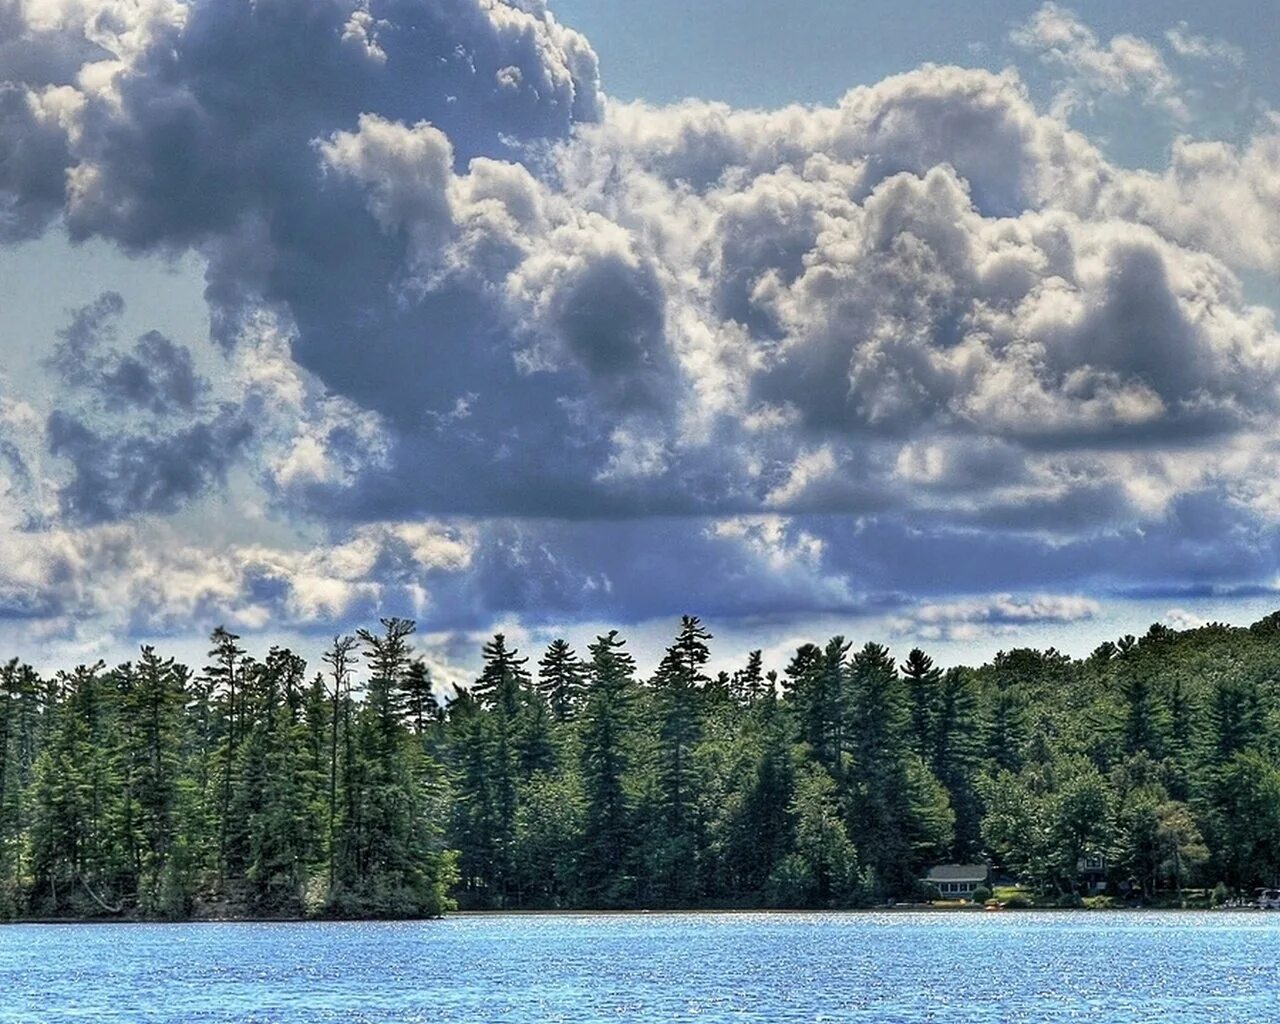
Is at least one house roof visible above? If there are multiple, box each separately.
[925,864,989,883]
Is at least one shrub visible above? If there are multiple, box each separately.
[1003,892,1034,909]
[1212,881,1230,907]
[971,885,992,903]
[764,854,816,908]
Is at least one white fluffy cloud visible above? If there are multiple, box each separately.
[1011,3,1187,120]
[889,593,1101,642]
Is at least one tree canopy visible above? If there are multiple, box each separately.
[1,612,1279,918]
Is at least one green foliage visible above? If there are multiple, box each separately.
[3,609,1280,918]
[791,764,860,904]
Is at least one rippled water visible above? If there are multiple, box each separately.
[2,911,1278,1022]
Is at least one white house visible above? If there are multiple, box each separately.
[924,863,991,899]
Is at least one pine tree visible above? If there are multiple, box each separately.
[728,692,796,892]
[847,642,917,894]
[537,639,585,723]
[987,651,1028,773]
[1118,664,1166,759]
[473,634,530,718]
[651,615,712,901]
[737,650,766,705]
[321,634,358,894]
[401,659,441,737]
[206,626,245,889]
[579,630,638,905]
[452,634,531,906]
[901,648,942,760]
[932,667,983,858]
[120,647,190,916]
[784,639,848,775]
[356,617,416,741]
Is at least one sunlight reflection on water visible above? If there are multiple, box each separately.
[1,911,1278,1023]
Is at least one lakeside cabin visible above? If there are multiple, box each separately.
[924,864,991,900]
[1077,852,1108,894]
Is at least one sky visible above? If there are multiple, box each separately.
[0,0,1278,683]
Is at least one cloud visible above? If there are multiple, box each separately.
[1098,128,1280,273]
[1011,3,1187,120]
[888,592,1100,641]
[0,514,476,633]
[0,1,1279,652]
[39,293,251,523]
[98,330,202,413]
[47,293,203,413]
[1164,24,1244,68]
[1163,607,1206,630]
[45,406,249,522]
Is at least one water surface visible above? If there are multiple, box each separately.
[1,911,1277,1022]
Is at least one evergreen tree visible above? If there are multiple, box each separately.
[206,626,246,889]
[987,650,1030,773]
[579,630,638,905]
[321,634,358,894]
[120,648,190,916]
[932,667,984,858]
[1118,663,1166,760]
[537,639,585,723]
[650,615,712,902]
[846,642,918,894]
[733,649,766,705]
[402,659,441,737]
[901,648,942,759]
[784,639,847,775]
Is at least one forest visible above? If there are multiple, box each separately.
[1,612,1278,919]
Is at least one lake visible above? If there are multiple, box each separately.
[1,911,1277,1022]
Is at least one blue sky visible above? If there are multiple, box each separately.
[554,1,1274,109]
[0,0,1278,681]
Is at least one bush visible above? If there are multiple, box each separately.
[1055,891,1084,909]
[971,885,992,903]
[764,854,816,908]
[1212,881,1230,907]
[918,881,942,902]
[1003,892,1034,909]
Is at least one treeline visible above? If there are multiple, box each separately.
[1,613,1279,918]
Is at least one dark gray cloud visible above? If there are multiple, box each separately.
[48,293,203,414]
[46,290,125,385]
[100,330,202,413]
[46,406,250,523]
[41,293,246,523]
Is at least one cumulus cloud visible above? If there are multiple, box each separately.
[0,0,1279,655]
[0,515,476,633]
[1099,127,1280,272]
[1011,3,1187,120]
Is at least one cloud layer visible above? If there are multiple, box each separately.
[1,0,1278,668]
